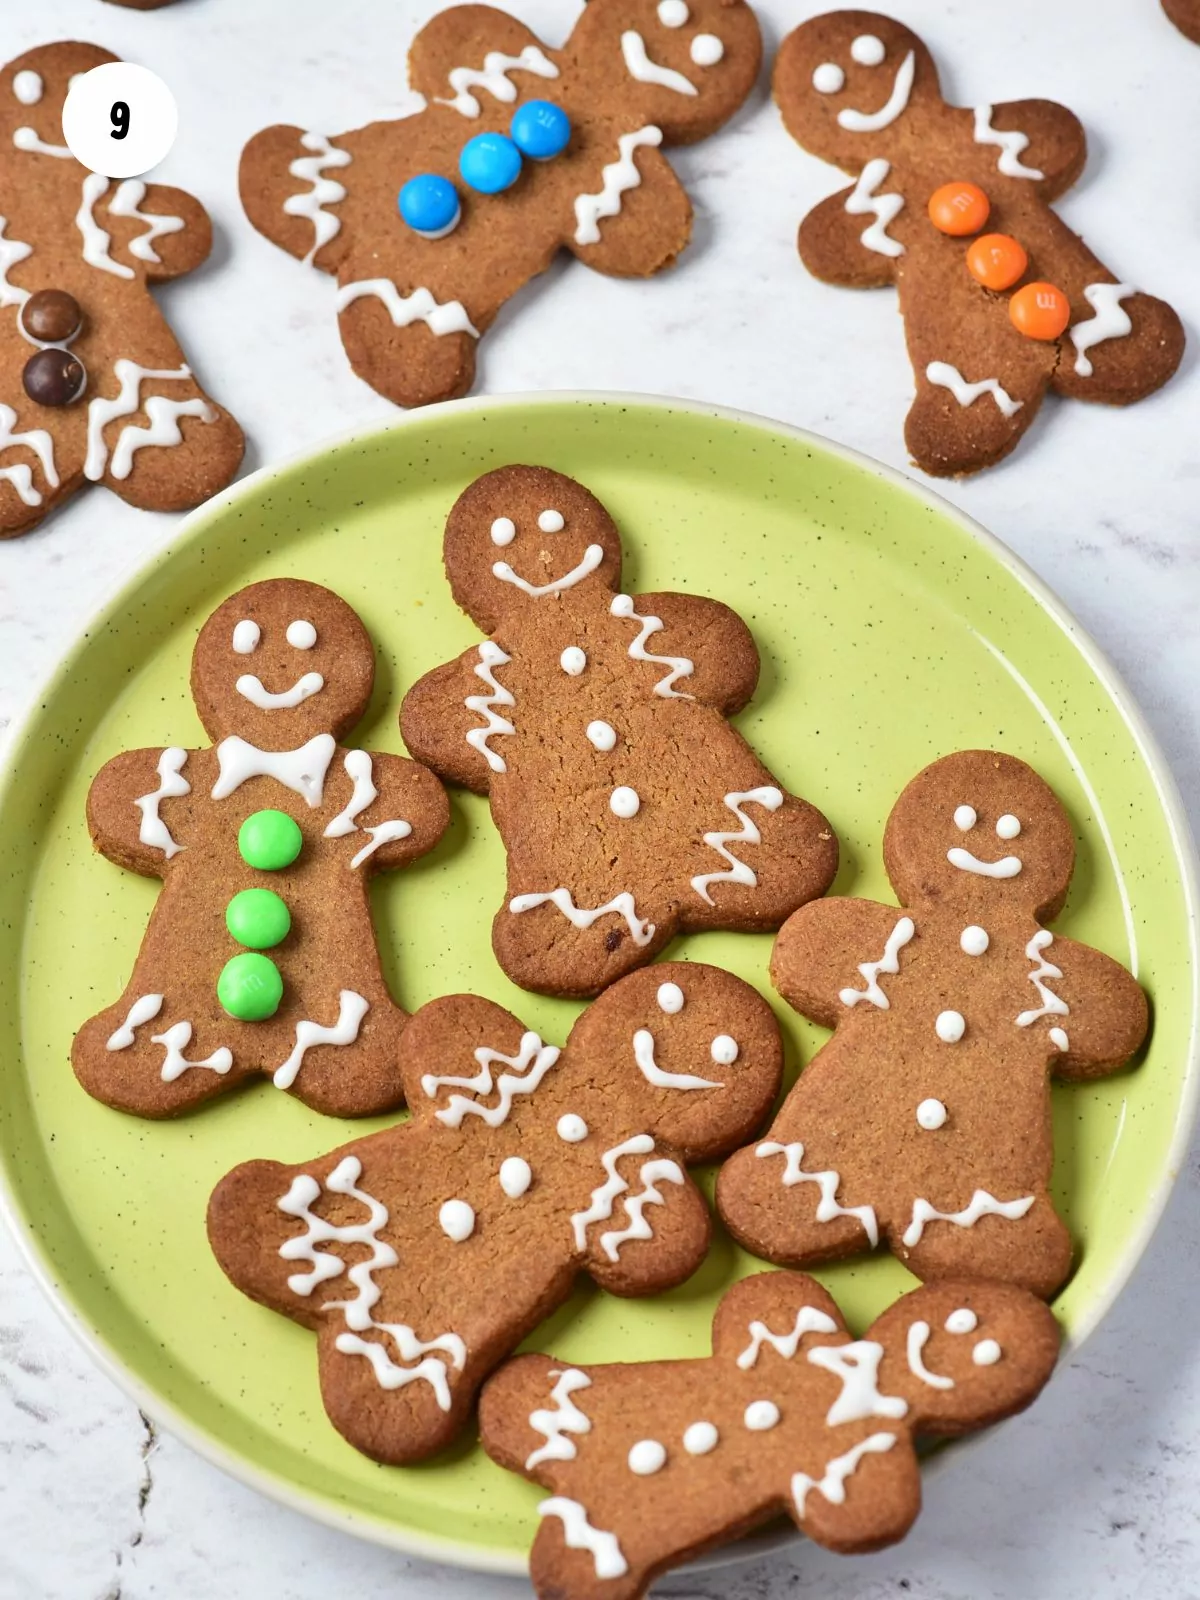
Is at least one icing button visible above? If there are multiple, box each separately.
[22,348,85,407]
[459,132,523,195]
[610,785,640,818]
[398,173,461,239]
[935,1010,965,1044]
[510,100,571,161]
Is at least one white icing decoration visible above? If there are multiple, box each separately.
[954,805,977,831]
[996,813,1021,839]
[947,845,1022,878]
[557,1113,588,1142]
[620,31,697,96]
[1016,930,1069,1028]
[13,127,73,158]
[916,1097,947,1130]
[586,720,617,751]
[152,1020,233,1082]
[538,508,564,532]
[628,1439,666,1474]
[537,1499,627,1581]
[560,646,587,676]
[710,1034,738,1065]
[926,361,1024,420]
[490,516,515,546]
[336,278,479,339]
[906,1320,954,1390]
[13,71,43,106]
[656,981,684,1014]
[851,34,886,66]
[683,1421,718,1454]
[657,0,689,25]
[632,1026,720,1091]
[961,925,989,956]
[973,1338,1002,1366]
[973,105,1045,179]
[838,50,914,131]
[792,1434,897,1516]
[844,159,904,258]
[493,544,604,597]
[570,1134,684,1259]
[839,915,915,1009]
[736,1306,839,1369]
[272,991,370,1090]
[0,218,33,308]
[903,1189,1036,1249]
[808,1340,909,1427]
[284,132,351,265]
[691,787,784,904]
[527,1369,592,1468]
[85,361,214,483]
[935,1009,965,1044]
[324,750,377,838]
[743,1400,780,1431]
[211,733,336,807]
[573,125,664,246]
[134,747,190,859]
[499,1156,532,1199]
[232,620,260,655]
[812,63,845,94]
[465,640,515,774]
[105,994,164,1051]
[756,1141,879,1248]
[423,1032,561,1129]
[509,888,656,947]
[690,34,724,66]
[437,47,559,118]
[609,593,694,696]
[1049,1025,1069,1052]
[236,671,324,710]
[287,619,318,649]
[610,785,640,818]
[946,1308,977,1334]
[278,1156,465,1408]
[108,179,185,263]
[0,403,58,507]
[1070,283,1136,377]
[0,465,40,506]
[350,818,413,868]
[439,1198,476,1243]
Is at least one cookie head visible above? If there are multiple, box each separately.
[190,579,374,746]
[774,11,938,165]
[4,42,117,144]
[883,751,1075,920]
[442,464,623,633]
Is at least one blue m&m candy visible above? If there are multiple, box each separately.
[398,173,461,239]
[510,100,571,161]
[459,131,522,195]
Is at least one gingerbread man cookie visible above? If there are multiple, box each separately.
[481,1269,1059,1599]
[72,579,449,1119]
[717,751,1148,1299]
[1163,0,1200,41]
[239,0,761,408]
[0,43,243,537]
[400,465,839,998]
[207,963,782,1462]
[774,12,1184,475]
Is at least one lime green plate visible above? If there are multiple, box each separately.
[1,395,1196,1574]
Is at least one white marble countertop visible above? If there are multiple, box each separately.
[2,0,1199,1595]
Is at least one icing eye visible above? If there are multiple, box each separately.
[13,71,43,106]
[586,719,617,751]
[657,0,689,24]
[490,516,516,546]
[560,646,587,676]
[710,1033,739,1065]
[690,33,724,66]
[953,804,977,831]
[657,980,685,1013]
[945,1308,977,1334]
[286,619,317,650]
[973,1338,1002,1366]
[610,785,641,818]
[850,33,886,66]
[916,1097,947,1130]
[812,61,845,94]
[231,619,260,655]
[935,1009,965,1043]
[538,508,565,533]
[960,925,989,956]
[995,813,1021,839]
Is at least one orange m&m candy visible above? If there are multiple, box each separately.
[927,181,990,236]
[1009,281,1070,341]
[966,233,1028,291]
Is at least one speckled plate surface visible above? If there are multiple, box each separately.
[0,394,1196,1574]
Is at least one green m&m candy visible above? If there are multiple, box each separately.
[217,952,283,1021]
[238,808,302,871]
[226,887,291,950]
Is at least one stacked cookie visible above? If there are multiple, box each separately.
[73,465,1147,1599]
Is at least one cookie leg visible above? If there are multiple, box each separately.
[72,996,250,1118]
[793,1432,921,1554]
[336,286,481,409]
[281,996,409,1118]
[1054,287,1184,406]
[315,1322,472,1465]
[895,1191,1072,1300]
[530,1511,648,1600]
[492,890,675,999]
[0,411,82,538]
[716,1143,877,1268]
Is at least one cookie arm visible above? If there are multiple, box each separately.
[798,186,902,290]
[580,1161,712,1299]
[1046,937,1149,1081]
[564,139,693,279]
[769,898,914,1029]
[332,752,450,874]
[239,124,350,275]
[400,647,506,796]
[612,593,759,712]
[976,100,1087,199]
[406,5,552,105]
[85,748,195,877]
[105,183,213,280]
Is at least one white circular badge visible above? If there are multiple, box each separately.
[62,63,178,178]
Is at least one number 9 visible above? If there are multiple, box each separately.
[110,101,130,141]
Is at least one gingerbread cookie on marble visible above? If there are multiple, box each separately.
[0,43,243,537]
[239,0,761,408]
[774,12,1184,475]
[72,579,448,1119]
[1163,0,1200,41]
[400,465,838,998]
[717,751,1148,1299]
[207,963,782,1462]
[481,1270,1059,1599]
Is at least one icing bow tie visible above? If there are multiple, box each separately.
[212,733,337,808]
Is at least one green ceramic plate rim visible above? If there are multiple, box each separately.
[1,391,1197,1578]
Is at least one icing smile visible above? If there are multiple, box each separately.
[235,671,325,710]
[492,543,604,598]
[946,846,1022,878]
[837,50,915,133]
[620,30,698,96]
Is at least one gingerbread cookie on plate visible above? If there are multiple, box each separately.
[717,751,1148,1299]
[0,42,243,536]
[481,1270,1059,1599]
[72,579,448,1119]
[400,465,839,997]
[774,11,1184,475]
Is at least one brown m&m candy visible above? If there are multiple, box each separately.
[19,289,82,345]
[23,348,87,407]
